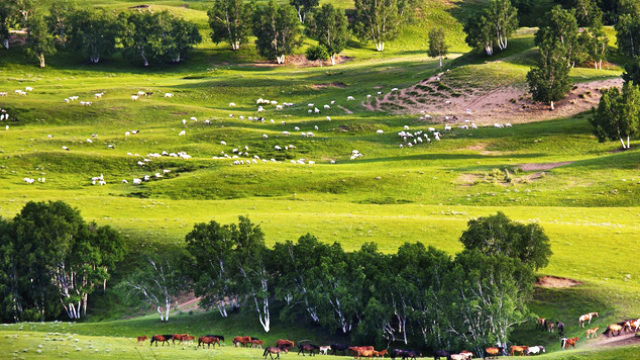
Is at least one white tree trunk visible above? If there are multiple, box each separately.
[276,55,285,64]
[2,39,8,49]
[375,42,385,51]
[141,49,149,67]
[550,101,554,110]
[330,54,336,66]
[157,306,165,321]
[164,298,171,321]
[38,54,45,68]
[485,45,494,56]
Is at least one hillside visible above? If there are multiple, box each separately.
[1,0,640,358]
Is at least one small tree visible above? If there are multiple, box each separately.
[46,0,76,48]
[465,14,495,56]
[459,212,553,271]
[68,8,120,64]
[615,8,640,58]
[253,2,303,64]
[208,0,253,50]
[590,81,640,149]
[464,0,518,56]
[527,28,572,110]
[25,13,55,68]
[306,4,349,65]
[428,27,448,68]
[290,0,319,23]
[306,44,330,62]
[117,255,186,322]
[353,0,400,52]
[165,17,201,63]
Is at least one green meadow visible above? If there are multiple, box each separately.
[1,0,639,358]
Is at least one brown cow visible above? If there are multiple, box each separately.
[137,336,148,345]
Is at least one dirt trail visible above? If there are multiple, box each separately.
[368,71,622,124]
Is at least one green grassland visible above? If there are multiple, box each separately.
[1,0,639,358]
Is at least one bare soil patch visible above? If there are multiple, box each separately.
[247,55,353,68]
[368,71,622,124]
[337,105,354,114]
[535,276,582,288]
[520,162,574,172]
[312,82,347,89]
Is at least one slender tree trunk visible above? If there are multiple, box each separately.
[38,54,45,68]
[439,55,443,68]
[375,42,385,51]
[141,48,149,67]
[330,54,336,66]
[550,101,554,110]
[2,39,8,49]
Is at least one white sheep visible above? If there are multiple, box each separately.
[471,123,478,129]
[377,130,384,134]
[326,116,331,121]
[221,141,227,145]
[324,105,330,109]
[347,96,355,100]
[229,102,236,107]
[164,93,173,98]
[505,123,512,127]
[444,125,452,131]
[283,131,290,136]
[263,134,269,139]
[178,130,186,136]
[137,91,146,96]
[131,95,139,101]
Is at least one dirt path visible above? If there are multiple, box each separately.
[337,105,354,114]
[369,71,622,124]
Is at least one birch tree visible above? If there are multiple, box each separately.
[290,0,319,24]
[590,81,640,150]
[306,4,348,65]
[25,13,55,68]
[428,27,448,68]
[117,255,186,322]
[208,0,253,50]
[488,0,518,51]
[46,0,76,48]
[253,2,303,64]
[68,8,120,64]
[464,0,517,55]
[353,0,400,52]
[232,216,272,332]
[185,220,238,318]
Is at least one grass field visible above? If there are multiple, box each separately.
[1,0,639,358]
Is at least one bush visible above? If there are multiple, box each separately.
[306,45,330,61]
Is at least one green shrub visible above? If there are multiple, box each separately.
[306,45,330,61]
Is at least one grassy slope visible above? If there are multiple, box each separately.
[1,0,639,358]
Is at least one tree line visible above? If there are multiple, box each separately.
[0,201,125,322]
[119,213,551,355]
[0,0,424,67]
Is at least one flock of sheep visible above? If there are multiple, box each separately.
[2,84,517,187]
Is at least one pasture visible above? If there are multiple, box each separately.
[1,0,640,358]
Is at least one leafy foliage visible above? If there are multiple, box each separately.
[208,0,254,51]
[67,8,121,64]
[464,0,518,56]
[25,12,55,67]
[590,81,640,149]
[353,0,400,52]
[290,0,319,23]
[305,44,330,61]
[252,2,303,64]
[427,27,448,68]
[306,4,348,65]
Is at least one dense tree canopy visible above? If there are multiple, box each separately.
[590,81,640,149]
[353,0,400,52]
[0,201,125,322]
[306,4,348,65]
[252,2,303,64]
[67,8,120,64]
[428,27,448,68]
[465,0,518,56]
[25,12,55,67]
[208,0,254,50]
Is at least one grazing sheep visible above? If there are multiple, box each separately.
[25,87,34,91]
[505,123,512,127]
[133,178,142,185]
[137,91,146,96]
[471,123,478,129]
[137,161,145,166]
[324,105,330,109]
[221,141,227,145]
[404,125,410,130]
[274,145,282,150]
[308,103,314,107]
[229,102,236,107]
[294,126,300,131]
[0,92,7,97]
[391,88,398,91]
[62,146,69,151]
[86,139,93,143]
[347,96,355,100]
[283,131,290,136]
[122,179,128,184]
[326,116,331,121]
[314,125,319,130]
[308,109,312,114]
[131,95,139,100]
[94,92,104,98]
[444,125,452,131]
[263,134,268,139]
[377,130,384,134]
[494,123,504,128]
[164,93,173,98]
[276,105,283,110]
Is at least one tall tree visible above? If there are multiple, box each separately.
[585,19,608,69]
[623,59,640,85]
[353,0,400,52]
[428,27,448,68]
[233,216,272,332]
[440,250,532,356]
[544,6,580,67]
[25,13,55,67]
[185,220,239,317]
[117,255,186,322]
[290,0,319,24]
[165,17,201,63]
[207,0,253,50]
[464,0,518,55]
[615,13,640,58]
[252,2,303,64]
[459,212,553,271]
[306,4,349,66]
[527,26,573,110]
[46,0,76,48]
[0,0,27,50]
[465,14,496,56]
[68,8,120,64]
[590,81,640,149]
[572,0,603,27]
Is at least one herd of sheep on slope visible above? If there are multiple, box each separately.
[1,85,516,186]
